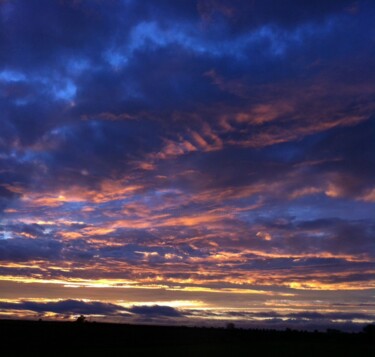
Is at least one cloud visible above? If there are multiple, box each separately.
[0,299,372,331]
[128,305,183,317]
[0,299,183,319]
[0,237,62,262]
[0,185,19,213]
[0,299,120,315]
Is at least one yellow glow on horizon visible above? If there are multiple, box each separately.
[288,281,375,291]
[116,300,206,309]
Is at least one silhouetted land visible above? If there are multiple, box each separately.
[0,319,374,356]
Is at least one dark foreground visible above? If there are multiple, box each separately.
[0,320,374,357]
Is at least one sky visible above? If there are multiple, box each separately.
[0,0,374,331]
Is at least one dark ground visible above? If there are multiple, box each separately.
[0,319,374,356]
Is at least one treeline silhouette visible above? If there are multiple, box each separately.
[0,319,373,356]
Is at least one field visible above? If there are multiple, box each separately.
[0,320,374,356]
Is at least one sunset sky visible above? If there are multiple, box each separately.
[0,0,374,331]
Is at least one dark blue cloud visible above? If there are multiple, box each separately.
[128,305,183,317]
[0,299,120,315]
[0,237,62,261]
[197,0,359,32]
[0,186,18,212]
[0,299,183,318]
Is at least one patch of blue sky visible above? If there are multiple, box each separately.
[52,79,76,101]
[124,21,208,56]
[50,125,73,139]
[9,148,50,166]
[43,227,53,235]
[12,98,31,106]
[66,57,91,75]
[1,231,13,240]
[129,21,175,50]
[153,188,182,197]
[94,200,129,217]
[0,70,26,82]
[283,196,375,222]
[109,21,246,62]
[229,18,337,59]
[104,50,129,70]
[0,68,77,103]
[87,120,109,142]
[119,17,338,61]
[60,202,87,212]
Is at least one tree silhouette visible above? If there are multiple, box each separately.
[75,315,86,323]
[226,322,235,330]
[363,324,375,337]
